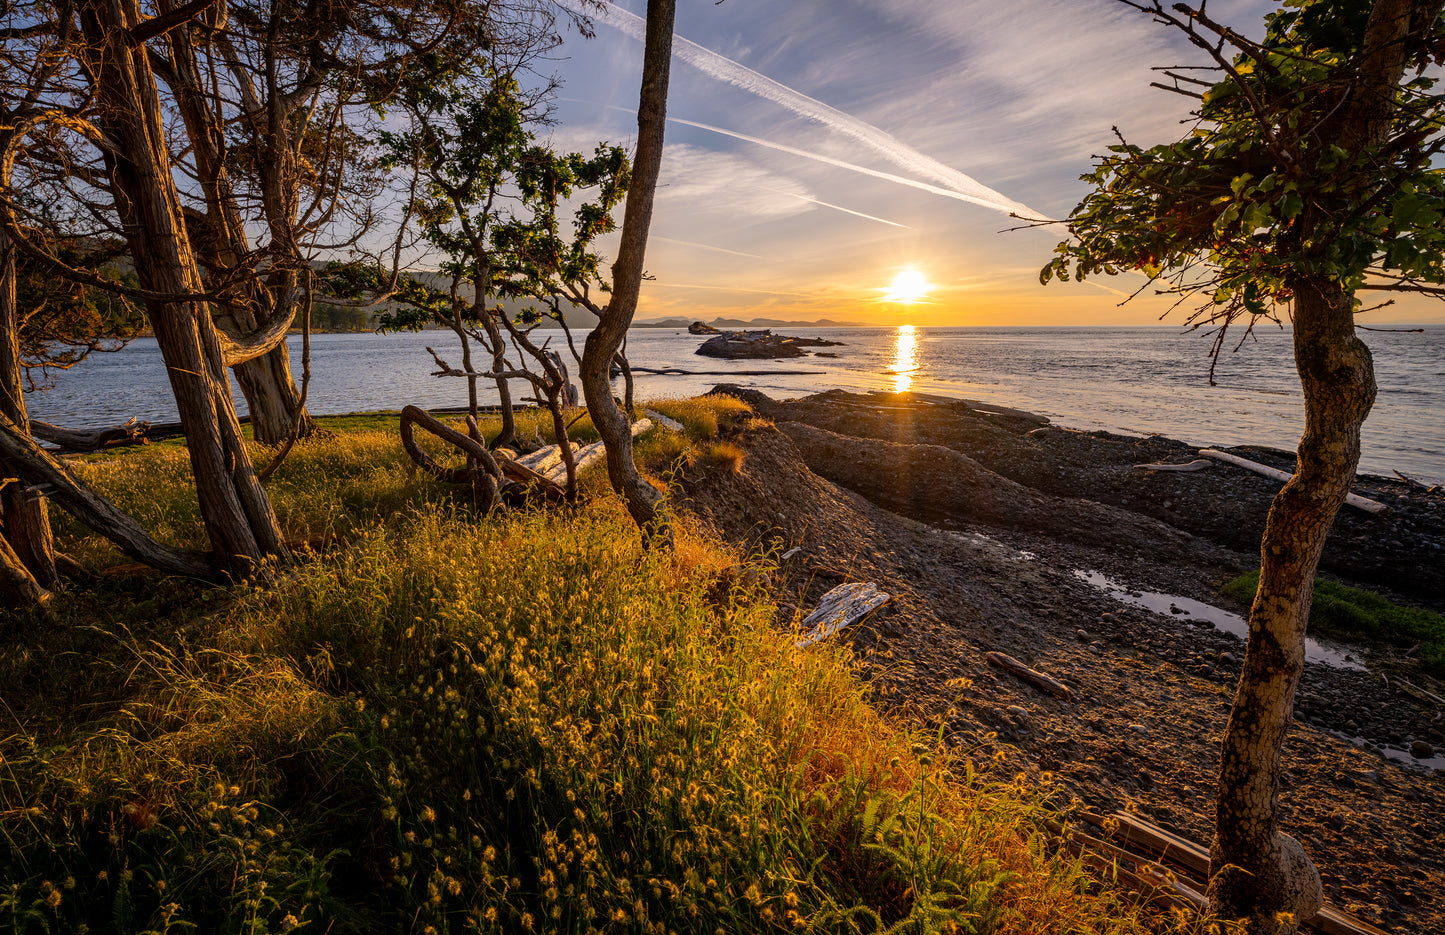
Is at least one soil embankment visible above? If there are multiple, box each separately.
[677,387,1445,933]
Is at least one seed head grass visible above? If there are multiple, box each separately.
[3,401,1190,934]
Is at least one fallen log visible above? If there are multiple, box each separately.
[642,409,684,432]
[1077,811,1390,935]
[398,405,502,511]
[1197,449,1388,514]
[1133,459,1213,472]
[538,419,652,486]
[984,651,1074,701]
[628,366,827,376]
[795,582,890,648]
[30,417,151,452]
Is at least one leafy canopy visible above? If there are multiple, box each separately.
[1043,0,1445,323]
[365,70,629,332]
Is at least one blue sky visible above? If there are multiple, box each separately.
[536,0,1443,326]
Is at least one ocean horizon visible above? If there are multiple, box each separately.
[25,323,1445,485]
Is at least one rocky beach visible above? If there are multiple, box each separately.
[676,386,1445,932]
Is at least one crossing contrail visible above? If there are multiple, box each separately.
[651,236,763,259]
[567,0,1041,219]
[759,186,910,229]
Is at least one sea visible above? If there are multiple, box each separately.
[24,324,1445,485]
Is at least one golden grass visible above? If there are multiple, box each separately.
[0,408,1191,935]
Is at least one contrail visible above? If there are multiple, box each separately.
[760,186,910,229]
[566,0,1040,219]
[651,236,763,259]
[671,116,1020,216]
[647,282,812,298]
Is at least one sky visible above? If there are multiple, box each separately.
[533,0,1445,327]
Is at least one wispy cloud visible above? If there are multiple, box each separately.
[564,0,1039,219]
[651,236,763,259]
[669,116,1055,222]
[647,282,812,297]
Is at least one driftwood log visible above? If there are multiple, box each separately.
[534,420,653,486]
[1197,449,1388,514]
[30,418,152,452]
[1074,811,1389,935]
[795,582,890,648]
[984,651,1074,701]
[642,409,684,433]
[1133,459,1213,472]
[399,405,504,510]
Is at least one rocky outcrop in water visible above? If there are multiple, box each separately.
[695,329,843,359]
[688,321,721,335]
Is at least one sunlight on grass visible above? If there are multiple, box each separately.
[2,409,1188,934]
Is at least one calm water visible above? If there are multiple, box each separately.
[25,324,1445,484]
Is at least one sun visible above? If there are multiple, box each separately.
[883,267,931,304]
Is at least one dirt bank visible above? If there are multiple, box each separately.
[677,389,1445,933]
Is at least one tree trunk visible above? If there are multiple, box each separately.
[579,0,674,539]
[166,27,314,449]
[1206,277,1375,931]
[0,223,55,607]
[78,0,288,578]
[232,339,316,445]
[1205,3,1430,929]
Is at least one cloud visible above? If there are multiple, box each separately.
[561,0,1039,218]
[652,143,812,224]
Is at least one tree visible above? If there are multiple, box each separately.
[0,0,566,591]
[0,224,145,608]
[1044,1,1445,930]
[575,0,675,540]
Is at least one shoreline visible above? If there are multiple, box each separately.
[678,386,1445,931]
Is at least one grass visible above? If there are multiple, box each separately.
[3,400,1189,934]
[1220,570,1445,674]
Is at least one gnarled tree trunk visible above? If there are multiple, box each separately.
[579,0,673,539]
[1204,2,1436,930]
[1206,277,1374,929]
[0,222,55,609]
[77,0,288,577]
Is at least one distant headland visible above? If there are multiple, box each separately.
[633,316,867,329]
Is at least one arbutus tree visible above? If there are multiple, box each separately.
[1043,0,1445,930]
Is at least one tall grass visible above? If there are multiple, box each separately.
[2,405,1180,934]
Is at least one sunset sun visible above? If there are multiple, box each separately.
[883,267,931,304]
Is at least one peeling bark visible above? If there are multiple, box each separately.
[75,0,289,577]
[579,0,674,541]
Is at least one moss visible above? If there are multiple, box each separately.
[1220,570,1445,673]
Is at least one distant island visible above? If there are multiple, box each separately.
[634,316,866,329]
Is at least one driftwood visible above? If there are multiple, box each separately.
[795,582,890,648]
[984,651,1074,701]
[0,412,220,580]
[628,366,827,376]
[536,420,653,486]
[30,417,152,452]
[642,409,684,433]
[398,405,502,510]
[1075,811,1389,935]
[1133,458,1213,472]
[1197,449,1388,514]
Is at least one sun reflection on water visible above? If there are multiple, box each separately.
[892,325,918,393]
